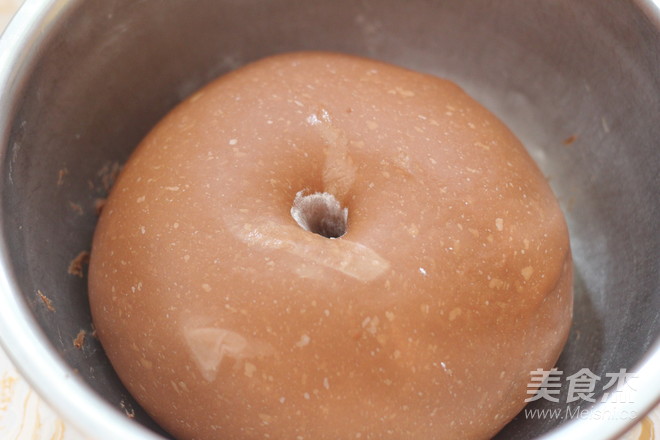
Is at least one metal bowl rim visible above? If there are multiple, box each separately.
[0,1,658,439]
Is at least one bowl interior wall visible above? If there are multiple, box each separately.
[2,0,659,438]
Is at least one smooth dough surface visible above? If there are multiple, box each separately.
[89,52,572,440]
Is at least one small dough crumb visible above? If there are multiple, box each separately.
[68,251,90,278]
[37,289,55,312]
[68,201,84,215]
[120,399,136,419]
[57,168,69,186]
[73,330,86,349]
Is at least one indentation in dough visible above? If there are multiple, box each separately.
[228,219,390,282]
[307,109,357,200]
[184,327,274,382]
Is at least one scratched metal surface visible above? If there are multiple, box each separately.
[0,9,82,440]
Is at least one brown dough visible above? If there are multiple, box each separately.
[89,52,572,440]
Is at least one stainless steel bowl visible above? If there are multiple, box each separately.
[1,0,658,439]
